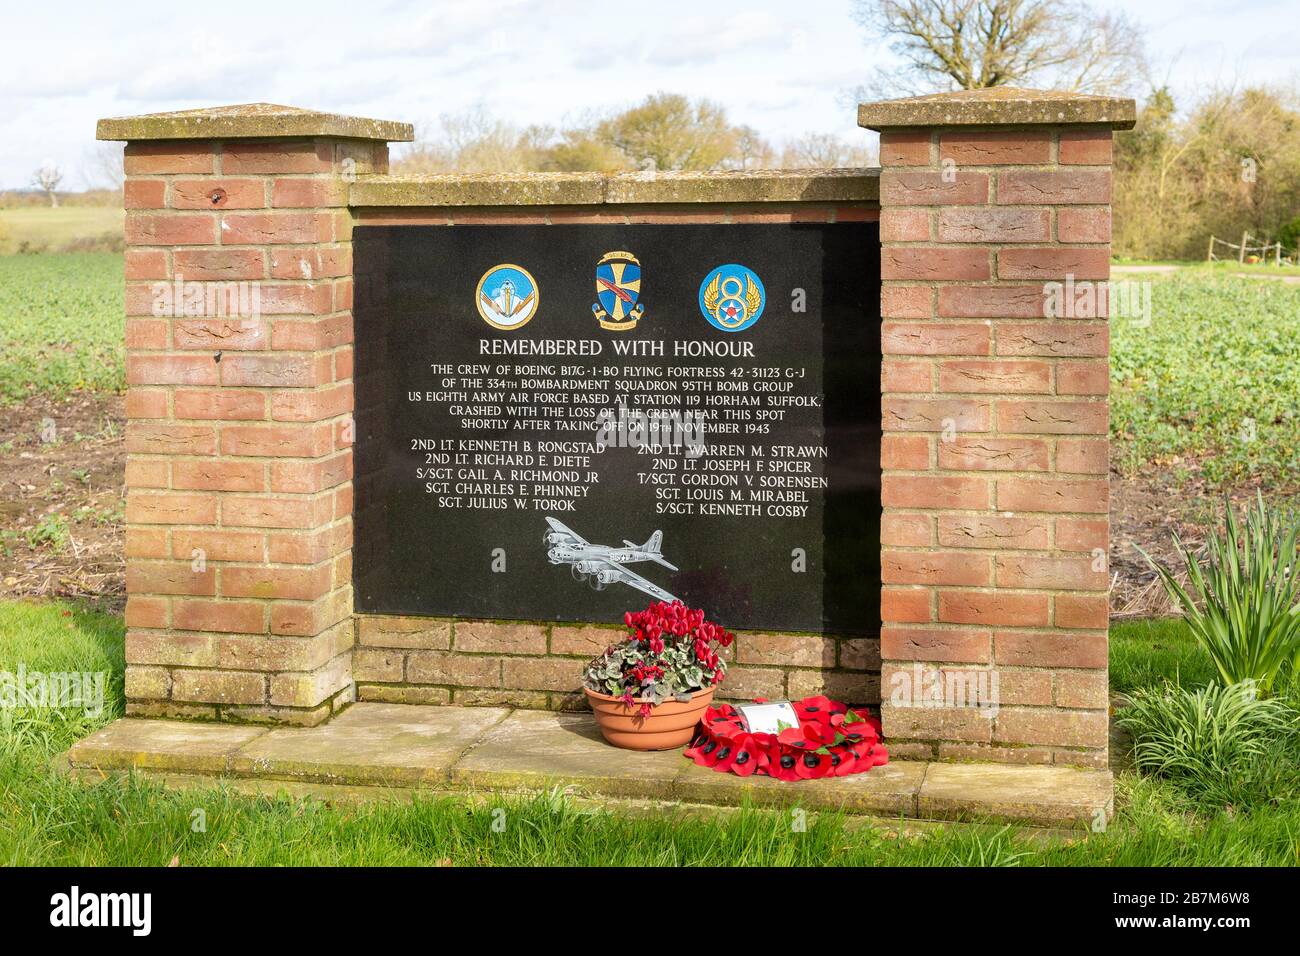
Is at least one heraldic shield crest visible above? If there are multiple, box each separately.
[592,250,645,330]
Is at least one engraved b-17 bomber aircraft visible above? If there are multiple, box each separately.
[543,517,680,603]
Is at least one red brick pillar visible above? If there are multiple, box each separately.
[860,90,1135,767]
[99,106,411,725]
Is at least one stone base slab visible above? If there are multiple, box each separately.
[64,703,1113,829]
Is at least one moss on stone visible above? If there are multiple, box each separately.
[97,103,413,142]
[858,87,1136,131]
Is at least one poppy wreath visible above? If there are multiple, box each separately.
[684,695,888,780]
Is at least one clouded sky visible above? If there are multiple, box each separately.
[1,0,1295,189]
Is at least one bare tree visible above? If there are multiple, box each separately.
[33,165,64,207]
[854,0,1146,96]
[782,132,878,168]
[82,143,125,192]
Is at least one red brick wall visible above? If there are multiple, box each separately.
[877,126,1111,768]
[122,137,387,726]
[350,203,883,712]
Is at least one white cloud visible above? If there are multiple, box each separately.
[0,0,1291,188]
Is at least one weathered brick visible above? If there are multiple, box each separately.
[883,397,991,432]
[126,561,215,596]
[938,590,1049,627]
[1056,438,1109,474]
[126,213,216,246]
[881,513,932,547]
[998,246,1110,280]
[881,474,991,509]
[1056,360,1109,395]
[737,633,835,668]
[937,514,1050,550]
[878,130,932,165]
[882,359,932,393]
[996,322,1108,357]
[172,669,265,704]
[995,554,1108,590]
[881,587,933,622]
[124,142,215,175]
[882,171,988,205]
[882,551,991,587]
[938,359,1050,393]
[879,208,930,241]
[173,248,265,281]
[997,169,1110,204]
[407,650,502,687]
[174,388,267,421]
[998,400,1107,434]
[453,621,547,655]
[358,615,453,650]
[221,140,333,174]
[996,476,1108,513]
[172,529,265,563]
[1055,593,1109,629]
[994,707,1107,748]
[1058,129,1112,165]
[880,434,931,470]
[1057,207,1111,243]
[940,130,1051,164]
[172,599,265,634]
[502,657,580,692]
[882,322,989,356]
[171,178,265,210]
[880,286,933,319]
[937,207,1050,243]
[126,491,216,525]
[938,437,1050,471]
[882,246,990,280]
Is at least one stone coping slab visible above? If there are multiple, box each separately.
[97,103,414,142]
[65,703,1112,829]
[858,87,1136,130]
[349,169,880,208]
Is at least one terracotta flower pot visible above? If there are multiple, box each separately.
[584,686,715,751]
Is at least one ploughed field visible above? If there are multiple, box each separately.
[0,253,1298,611]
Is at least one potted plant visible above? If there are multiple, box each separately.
[582,601,734,751]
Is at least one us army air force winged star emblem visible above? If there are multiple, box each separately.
[592,251,645,330]
[699,264,766,332]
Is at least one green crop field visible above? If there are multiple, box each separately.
[0,207,123,254]
[0,253,124,402]
[1110,274,1300,486]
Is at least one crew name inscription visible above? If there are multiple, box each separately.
[353,223,880,632]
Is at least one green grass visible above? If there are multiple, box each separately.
[1111,274,1300,486]
[0,207,123,254]
[1109,618,1220,694]
[0,253,123,403]
[2,600,1298,866]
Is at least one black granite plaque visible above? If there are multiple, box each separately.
[352,222,880,633]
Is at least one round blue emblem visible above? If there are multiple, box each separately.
[698,264,765,332]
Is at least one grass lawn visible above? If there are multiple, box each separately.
[0,207,123,254]
[2,599,1297,866]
